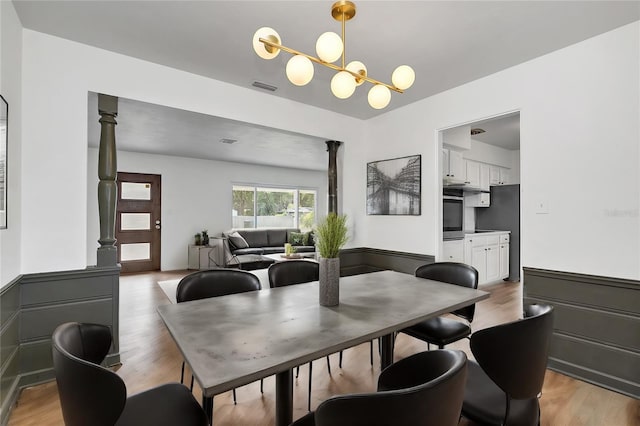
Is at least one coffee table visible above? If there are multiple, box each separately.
[263,252,317,262]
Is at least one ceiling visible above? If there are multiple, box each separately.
[17,1,637,170]
[13,1,640,120]
[470,113,520,151]
[87,93,329,171]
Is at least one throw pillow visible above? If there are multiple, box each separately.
[227,231,249,249]
[288,232,306,246]
[305,231,315,246]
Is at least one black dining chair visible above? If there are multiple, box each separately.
[176,268,262,404]
[268,260,333,411]
[399,262,479,349]
[290,349,468,426]
[461,303,555,425]
[52,322,208,426]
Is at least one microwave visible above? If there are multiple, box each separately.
[443,195,463,232]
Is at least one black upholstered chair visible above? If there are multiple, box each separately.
[290,349,468,426]
[176,268,261,403]
[400,262,479,349]
[461,303,555,426]
[52,322,208,426]
[268,260,332,411]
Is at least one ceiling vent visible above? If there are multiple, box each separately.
[252,81,278,92]
[220,138,237,144]
[470,128,486,135]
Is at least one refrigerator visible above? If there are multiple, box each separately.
[475,184,520,281]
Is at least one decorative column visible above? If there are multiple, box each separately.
[326,140,342,214]
[97,94,118,267]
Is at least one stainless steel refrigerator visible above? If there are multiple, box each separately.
[475,184,520,281]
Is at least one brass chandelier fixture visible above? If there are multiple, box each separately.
[252,1,415,110]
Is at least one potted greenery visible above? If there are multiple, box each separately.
[315,213,348,306]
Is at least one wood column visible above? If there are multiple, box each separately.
[97,94,118,267]
[326,140,342,214]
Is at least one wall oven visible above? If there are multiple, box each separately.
[443,188,464,234]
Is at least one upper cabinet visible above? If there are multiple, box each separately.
[489,165,510,186]
[464,160,491,191]
[442,149,465,183]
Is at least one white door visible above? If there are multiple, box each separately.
[465,161,480,186]
[471,246,487,283]
[448,150,465,182]
[500,243,510,279]
[485,245,500,282]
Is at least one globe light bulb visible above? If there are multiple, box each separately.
[286,55,314,86]
[331,71,357,99]
[316,32,343,63]
[252,27,281,60]
[368,84,391,109]
[346,61,367,86]
[391,65,415,90]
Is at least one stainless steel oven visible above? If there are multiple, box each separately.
[443,194,464,232]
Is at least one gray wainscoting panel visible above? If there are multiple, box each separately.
[0,266,120,426]
[523,267,639,398]
[0,278,20,426]
[340,247,434,277]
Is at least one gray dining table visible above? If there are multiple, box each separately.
[157,269,489,426]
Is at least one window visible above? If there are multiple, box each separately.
[232,185,316,231]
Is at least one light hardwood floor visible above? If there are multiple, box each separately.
[8,270,639,425]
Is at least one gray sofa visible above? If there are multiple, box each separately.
[224,228,315,256]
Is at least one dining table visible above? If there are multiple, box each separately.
[157,269,489,426]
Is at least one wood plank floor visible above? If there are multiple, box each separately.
[8,270,639,425]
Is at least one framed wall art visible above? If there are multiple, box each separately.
[0,95,7,229]
[366,154,421,215]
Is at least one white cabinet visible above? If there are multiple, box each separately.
[464,232,509,285]
[465,192,490,207]
[442,149,465,183]
[442,240,464,262]
[489,165,510,186]
[499,234,510,280]
[465,160,480,186]
[479,163,491,191]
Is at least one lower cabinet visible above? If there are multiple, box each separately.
[442,240,464,262]
[464,233,509,285]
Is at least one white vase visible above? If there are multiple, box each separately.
[319,257,340,306]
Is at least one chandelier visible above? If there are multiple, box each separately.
[252,1,415,110]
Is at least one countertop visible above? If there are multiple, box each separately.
[443,230,511,241]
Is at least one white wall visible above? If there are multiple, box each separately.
[0,1,22,288]
[20,30,363,277]
[86,148,327,270]
[356,22,639,280]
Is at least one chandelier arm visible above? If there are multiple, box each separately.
[259,38,403,93]
[341,11,346,70]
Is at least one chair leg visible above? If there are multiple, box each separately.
[296,365,300,379]
[181,361,185,383]
[339,350,344,368]
[260,378,264,394]
[233,388,237,405]
[370,340,374,365]
[308,362,313,411]
[326,355,331,375]
[190,374,194,391]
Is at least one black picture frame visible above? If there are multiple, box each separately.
[0,94,7,229]
[366,154,421,215]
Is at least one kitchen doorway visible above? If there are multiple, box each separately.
[116,172,161,273]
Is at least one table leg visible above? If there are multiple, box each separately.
[275,368,293,426]
[202,395,213,425]
[380,333,395,370]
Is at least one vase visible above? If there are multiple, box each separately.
[319,257,340,306]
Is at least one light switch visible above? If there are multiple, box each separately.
[535,200,549,214]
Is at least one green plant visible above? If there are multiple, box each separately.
[315,213,348,258]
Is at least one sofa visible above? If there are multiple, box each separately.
[223,228,315,256]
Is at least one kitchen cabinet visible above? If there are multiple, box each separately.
[463,160,491,190]
[442,149,465,183]
[465,192,490,207]
[464,232,509,285]
[489,165,510,185]
[442,240,464,262]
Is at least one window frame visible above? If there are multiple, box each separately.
[232,183,317,230]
